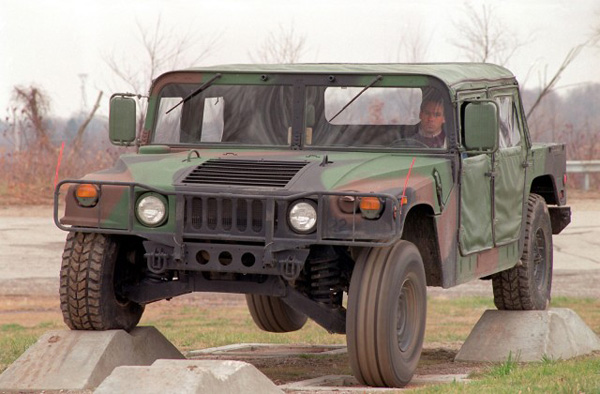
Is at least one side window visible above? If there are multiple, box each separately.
[511,101,522,146]
[495,94,521,148]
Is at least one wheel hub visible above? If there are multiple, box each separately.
[396,278,416,352]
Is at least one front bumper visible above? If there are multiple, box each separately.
[55,180,404,277]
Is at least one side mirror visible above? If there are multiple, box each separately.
[463,101,498,152]
[109,95,137,146]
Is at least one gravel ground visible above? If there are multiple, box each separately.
[1,194,599,299]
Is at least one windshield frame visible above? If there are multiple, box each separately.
[146,71,455,153]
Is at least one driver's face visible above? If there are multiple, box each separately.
[419,101,445,136]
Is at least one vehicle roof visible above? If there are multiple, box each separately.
[183,63,517,90]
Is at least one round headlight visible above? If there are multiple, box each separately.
[288,200,317,234]
[136,194,168,227]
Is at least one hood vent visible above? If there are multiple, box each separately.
[182,159,309,188]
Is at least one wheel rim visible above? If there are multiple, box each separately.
[396,277,417,352]
[532,227,548,291]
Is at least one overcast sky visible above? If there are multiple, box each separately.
[1,0,599,118]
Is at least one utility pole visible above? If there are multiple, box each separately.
[78,73,88,113]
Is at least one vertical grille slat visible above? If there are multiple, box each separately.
[181,159,309,188]
[189,196,267,235]
[238,199,248,231]
[222,199,232,231]
[252,200,263,233]
[207,198,217,230]
[191,198,203,229]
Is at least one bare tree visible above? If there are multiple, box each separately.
[73,91,103,150]
[9,85,53,151]
[394,23,432,63]
[251,25,308,64]
[526,44,587,118]
[3,107,21,152]
[452,2,595,121]
[105,17,218,131]
[452,2,524,65]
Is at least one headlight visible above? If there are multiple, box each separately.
[288,200,317,234]
[136,193,168,227]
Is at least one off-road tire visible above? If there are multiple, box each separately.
[246,294,308,333]
[346,241,427,388]
[59,232,144,331]
[492,193,553,310]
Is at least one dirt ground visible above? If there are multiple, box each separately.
[1,192,599,388]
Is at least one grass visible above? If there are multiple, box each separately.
[415,354,600,393]
[0,321,63,373]
[486,351,519,378]
[425,296,495,344]
[144,304,347,351]
[1,295,599,391]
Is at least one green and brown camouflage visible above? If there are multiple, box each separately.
[54,63,570,327]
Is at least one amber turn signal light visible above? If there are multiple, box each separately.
[359,196,384,219]
[75,184,99,207]
[359,197,381,211]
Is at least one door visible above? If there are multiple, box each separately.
[458,89,527,255]
[492,91,526,245]
[459,152,494,255]
[458,91,494,255]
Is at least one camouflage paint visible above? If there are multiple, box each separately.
[55,63,569,293]
[527,143,568,205]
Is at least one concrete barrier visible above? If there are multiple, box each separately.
[0,326,184,391]
[455,308,600,362]
[95,359,283,394]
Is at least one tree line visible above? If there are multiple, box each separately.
[1,3,598,203]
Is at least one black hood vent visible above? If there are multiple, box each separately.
[182,159,309,188]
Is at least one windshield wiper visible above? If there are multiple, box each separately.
[327,75,382,123]
[165,73,222,114]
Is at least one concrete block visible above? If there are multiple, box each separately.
[0,326,184,391]
[94,359,283,394]
[456,308,600,362]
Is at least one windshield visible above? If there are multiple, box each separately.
[307,85,448,149]
[152,79,450,150]
[154,84,293,145]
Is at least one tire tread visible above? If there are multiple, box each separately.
[492,194,552,310]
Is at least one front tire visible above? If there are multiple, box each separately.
[246,294,308,333]
[492,193,553,310]
[59,232,144,331]
[346,241,427,388]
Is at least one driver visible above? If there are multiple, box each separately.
[410,95,446,148]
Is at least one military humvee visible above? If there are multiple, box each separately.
[54,63,571,388]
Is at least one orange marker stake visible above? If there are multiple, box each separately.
[400,157,416,209]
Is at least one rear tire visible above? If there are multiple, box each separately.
[246,294,308,333]
[346,241,427,388]
[59,232,144,331]
[492,193,553,310]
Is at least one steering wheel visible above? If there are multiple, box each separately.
[390,137,430,148]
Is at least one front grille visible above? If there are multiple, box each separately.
[181,159,309,188]
[190,197,265,234]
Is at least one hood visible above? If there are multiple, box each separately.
[84,148,451,197]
